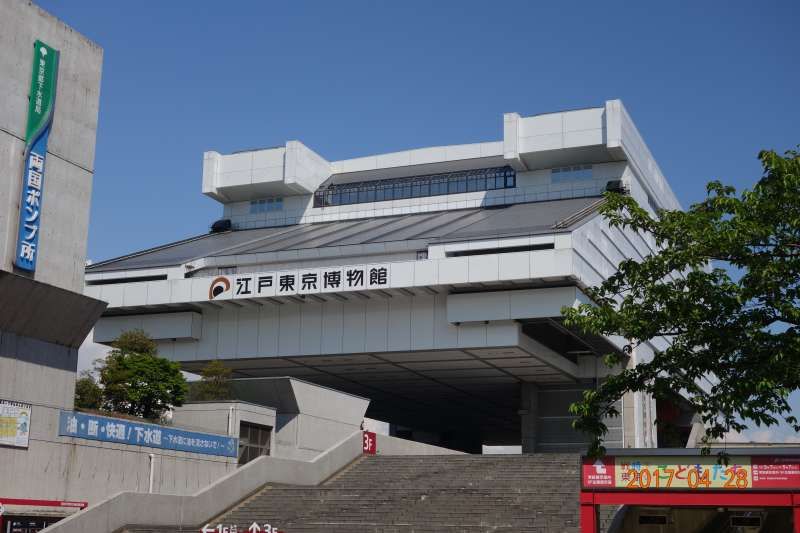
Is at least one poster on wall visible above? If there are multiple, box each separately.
[0,399,32,448]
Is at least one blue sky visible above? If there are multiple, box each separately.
[41,1,799,441]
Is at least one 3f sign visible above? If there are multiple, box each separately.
[363,431,376,455]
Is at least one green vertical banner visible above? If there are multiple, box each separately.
[15,40,59,272]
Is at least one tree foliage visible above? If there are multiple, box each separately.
[190,359,233,401]
[98,329,188,419]
[74,371,102,410]
[563,149,800,456]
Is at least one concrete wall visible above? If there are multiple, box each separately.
[611,100,681,211]
[0,0,102,292]
[203,141,331,202]
[42,430,364,533]
[94,312,202,344]
[272,412,353,461]
[149,295,521,361]
[374,434,465,456]
[0,330,236,505]
[231,378,369,461]
[571,204,658,290]
[172,401,276,438]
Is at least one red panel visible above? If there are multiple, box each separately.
[794,505,800,533]
[0,498,87,509]
[582,456,615,488]
[580,500,597,533]
[751,456,800,489]
[791,490,800,533]
[362,431,376,455]
[587,490,794,507]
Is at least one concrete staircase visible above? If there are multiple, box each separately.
[126,454,582,533]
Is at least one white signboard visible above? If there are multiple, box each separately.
[208,263,391,301]
[0,399,32,448]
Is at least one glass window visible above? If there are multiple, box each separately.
[430,177,446,196]
[313,166,515,207]
[448,177,466,194]
[252,198,284,211]
[467,174,485,192]
[552,164,592,183]
[238,422,271,466]
[359,185,376,203]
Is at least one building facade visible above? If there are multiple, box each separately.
[86,100,689,453]
[0,2,296,528]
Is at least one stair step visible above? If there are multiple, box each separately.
[130,454,582,533]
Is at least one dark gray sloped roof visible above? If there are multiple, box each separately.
[86,196,603,273]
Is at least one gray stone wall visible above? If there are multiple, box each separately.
[0,0,102,292]
[0,329,236,505]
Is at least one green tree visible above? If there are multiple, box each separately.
[99,329,188,419]
[191,359,233,401]
[74,371,102,409]
[563,149,800,456]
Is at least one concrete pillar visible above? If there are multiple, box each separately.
[685,415,705,448]
[520,382,539,453]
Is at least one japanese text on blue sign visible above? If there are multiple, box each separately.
[15,40,59,272]
[59,411,238,458]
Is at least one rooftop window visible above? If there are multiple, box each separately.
[313,166,516,208]
[551,164,592,182]
[250,197,283,214]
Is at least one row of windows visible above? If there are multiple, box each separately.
[313,167,516,208]
[250,197,283,214]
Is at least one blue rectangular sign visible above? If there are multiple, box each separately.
[58,411,238,458]
[15,41,60,272]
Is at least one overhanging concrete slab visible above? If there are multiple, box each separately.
[446,286,590,324]
[231,376,369,426]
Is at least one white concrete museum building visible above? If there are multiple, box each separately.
[86,100,694,454]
